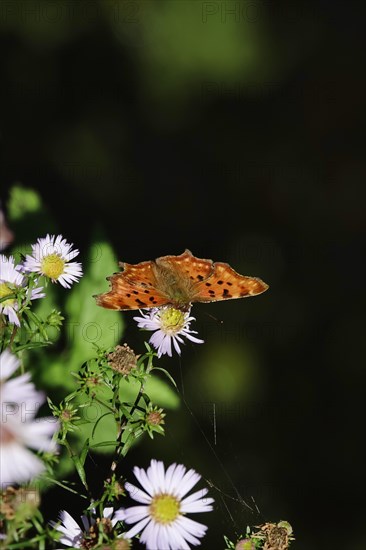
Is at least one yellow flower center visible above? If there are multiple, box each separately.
[0,283,16,306]
[41,254,65,280]
[149,494,180,524]
[160,307,186,334]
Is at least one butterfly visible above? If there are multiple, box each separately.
[95,250,268,313]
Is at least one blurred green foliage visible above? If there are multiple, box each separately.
[5,185,180,465]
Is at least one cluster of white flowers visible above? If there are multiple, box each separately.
[0,235,83,326]
[0,234,82,484]
[52,459,214,549]
[0,234,82,326]
[0,349,59,485]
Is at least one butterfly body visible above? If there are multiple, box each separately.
[95,249,268,312]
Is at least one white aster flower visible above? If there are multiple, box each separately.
[23,234,82,289]
[114,459,214,550]
[0,254,44,326]
[133,306,204,358]
[0,363,58,485]
[51,507,127,548]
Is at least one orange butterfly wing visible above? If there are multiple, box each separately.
[95,251,269,311]
[95,260,170,311]
[192,262,268,303]
[156,249,214,283]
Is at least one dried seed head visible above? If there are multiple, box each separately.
[107,344,138,376]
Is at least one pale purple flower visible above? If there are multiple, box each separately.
[114,459,214,550]
[133,307,204,357]
[50,507,126,548]
[23,234,82,288]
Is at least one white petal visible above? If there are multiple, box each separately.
[121,505,150,524]
[168,463,188,494]
[132,465,155,496]
[183,332,205,344]
[0,442,45,484]
[149,459,166,493]
[176,515,208,538]
[175,469,201,498]
[140,520,159,550]
[59,510,82,534]
[164,463,178,492]
[180,498,214,513]
[103,507,114,519]
[0,349,20,379]
[124,515,151,539]
[19,417,59,451]
[167,523,192,550]
[125,482,151,504]
[6,306,20,326]
[172,336,182,355]
[180,487,214,513]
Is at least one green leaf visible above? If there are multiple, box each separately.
[42,476,87,498]
[71,454,88,489]
[91,412,113,439]
[79,438,90,467]
[6,184,57,250]
[77,416,118,454]
[74,394,118,454]
[65,240,124,371]
[14,341,51,352]
[23,309,48,340]
[152,367,178,388]
[90,441,119,449]
[0,293,16,303]
[7,184,42,221]
[119,376,180,409]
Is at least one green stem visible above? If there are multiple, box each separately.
[106,379,146,482]
[91,396,115,415]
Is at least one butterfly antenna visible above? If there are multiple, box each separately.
[202,311,224,324]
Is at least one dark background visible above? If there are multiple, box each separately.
[1,1,365,548]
